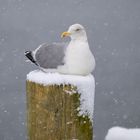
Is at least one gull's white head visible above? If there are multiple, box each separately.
[61,24,87,41]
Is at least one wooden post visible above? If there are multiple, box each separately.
[26,71,94,140]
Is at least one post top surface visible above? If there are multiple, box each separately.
[27,70,94,86]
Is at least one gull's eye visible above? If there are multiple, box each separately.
[75,28,80,32]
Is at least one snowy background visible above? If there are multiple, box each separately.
[0,0,140,140]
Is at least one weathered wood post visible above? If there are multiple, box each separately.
[26,70,95,140]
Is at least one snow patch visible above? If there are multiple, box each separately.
[27,70,95,123]
[105,126,140,140]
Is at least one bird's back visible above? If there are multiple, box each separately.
[35,42,67,69]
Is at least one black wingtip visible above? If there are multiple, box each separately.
[24,51,30,55]
[25,51,38,66]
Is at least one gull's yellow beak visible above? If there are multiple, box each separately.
[61,31,71,38]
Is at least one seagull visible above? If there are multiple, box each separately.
[25,24,95,75]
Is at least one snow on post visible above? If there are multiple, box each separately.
[26,70,95,140]
[105,127,140,140]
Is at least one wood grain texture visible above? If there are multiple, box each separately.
[26,81,93,140]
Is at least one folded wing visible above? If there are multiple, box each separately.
[34,42,68,69]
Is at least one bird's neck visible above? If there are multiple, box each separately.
[68,37,89,48]
[71,36,88,42]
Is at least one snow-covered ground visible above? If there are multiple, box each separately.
[27,70,95,122]
[105,127,140,140]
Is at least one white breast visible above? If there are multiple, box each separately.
[64,40,95,75]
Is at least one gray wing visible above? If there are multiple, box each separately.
[34,42,68,69]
